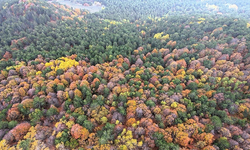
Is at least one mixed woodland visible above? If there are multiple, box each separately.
[0,0,250,149]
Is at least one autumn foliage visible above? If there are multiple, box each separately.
[0,0,250,149]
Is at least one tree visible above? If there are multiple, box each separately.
[46,107,58,117]
[187,82,198,90]
[33,96,46,109]
[18,104,30,116]
[203,60,212,69]
[65,138,79,149]
[145,100,156,108]
[11,122,31,142]
[194,43,205,51]
[77,115,87,126]
[103,87,110,98]
[19,139,31,150]
[8,120,18,129]
[122,62,129,70]
[71,124,89,140]
[56,69,64,75]
[205,124,214,133]
[215,137,230,150]
[83,120,94,132]
[175,84,183,93]
[153,132,179,150]
[0,121,8,129]
[118,107,126,116]
[29,109,43,126]
[211,116,222,131]
[73,96,84,108]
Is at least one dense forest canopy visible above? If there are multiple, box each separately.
[0,0,250,149]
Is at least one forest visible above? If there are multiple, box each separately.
[0,0,250,149]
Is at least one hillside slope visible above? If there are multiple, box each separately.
[0,0,250,149]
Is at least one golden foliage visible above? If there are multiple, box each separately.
[19,87,26,97]
[176,104,186,112]
[116,129,138,149]
[133,50,139,55]
[113,86,122,94]
[21,99,34,108]
[238,104,248,115]
[126,118,136,126]
[66,120,75,129]
[127,100,137,114]
[0,139,11,150]
[205,90,216,98]
[45,56,79,72]
[175,131,191,147]
[171,102,178,108]
[74,89,82,98]
[80,80,90,87]
[154,32,169,40]
[204,133,214,145]
[153,107,161,114]
[247,22,250,28]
